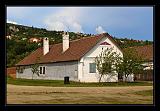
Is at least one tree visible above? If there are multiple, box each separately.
[115,48,144,82]
[30,57,40,80]
[95,47,120,82]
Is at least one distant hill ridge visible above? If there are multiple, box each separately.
[6,23,153,48]
[6,23,153,67]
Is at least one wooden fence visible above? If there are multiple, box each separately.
[135,70,153,81]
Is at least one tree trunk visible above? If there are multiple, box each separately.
[32,73,33,80]
[124,75,129,82]
[99,74,103,83]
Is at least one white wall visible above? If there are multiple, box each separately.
[122,74,134,82]
[78,37,123,82]
[142,62,153,70]
[17,61,79,81]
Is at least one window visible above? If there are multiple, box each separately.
[43,67,45,74]
[40,66,45,74]
[89,63,96,73]
[17,66,25,73]
[40,67,42,74]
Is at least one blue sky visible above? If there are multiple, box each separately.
[7,7,153,41]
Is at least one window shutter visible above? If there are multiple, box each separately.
[43,67,45,74]
[40,67,42,74]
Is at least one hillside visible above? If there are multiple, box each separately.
[6,23,153,67]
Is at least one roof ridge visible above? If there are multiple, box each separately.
[126,44,153,49]
[48,33,108,47]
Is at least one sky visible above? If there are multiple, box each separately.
[7,7,153,41]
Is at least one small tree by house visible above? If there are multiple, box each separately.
[115,48,144,82]
[30,57,40,79]
[95,47,121,82]
[95,47,144,83]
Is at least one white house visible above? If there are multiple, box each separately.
[16,32,133,82]
[29,37,41,43]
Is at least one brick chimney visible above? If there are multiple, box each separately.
[62,32,69,52]
[43,37,49,55]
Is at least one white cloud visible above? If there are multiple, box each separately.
[47,21,67,31]
[96,26,106,34]
[72,22,83,33]
[44,7,84,33]
[7,19,18,24]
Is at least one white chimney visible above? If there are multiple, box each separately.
[62,32,69,52]
[43,37,49,55]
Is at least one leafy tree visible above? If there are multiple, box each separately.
[95,47,120,82]
[115,48,144,82]
[30,57,40,80]
[95,47,144,83]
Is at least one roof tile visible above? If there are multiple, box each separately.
[125,45,153,61]
[16,33,108,66]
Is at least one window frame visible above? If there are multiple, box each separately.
[17,66,25,73]
[89,63,96,73]
[39,66,46,75]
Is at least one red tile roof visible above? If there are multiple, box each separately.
[125,45,153,61]
[16,33,122,66]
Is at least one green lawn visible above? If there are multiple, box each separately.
[7,77,153,87]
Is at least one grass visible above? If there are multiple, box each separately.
[133,90,153,96]
[7,77,153,87]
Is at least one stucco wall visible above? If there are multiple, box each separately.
[78,57,118,82]
[122,74,134,82]
[17,61,78,81]
[84,37,123,58]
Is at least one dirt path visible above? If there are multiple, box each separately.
[7,84,153,104]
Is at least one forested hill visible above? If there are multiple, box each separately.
[6,23,153,67]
